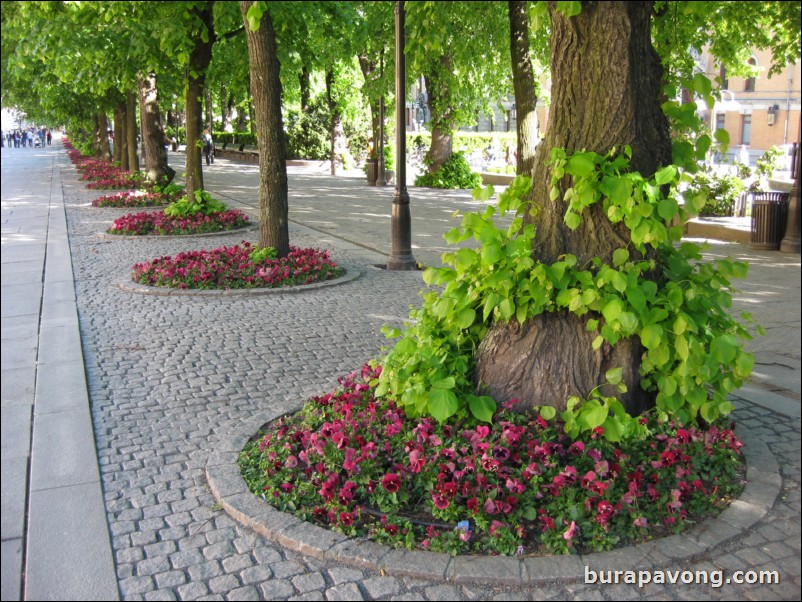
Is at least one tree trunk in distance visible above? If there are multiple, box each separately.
[358,55,382,159]
[126,90,139,172]
[242,1,290,258]
[138,72,175,185]
[474,1,671,415]
[423,66,455,173]
[115,101,127,169]
[508,0,539,176]
[94,112,111,159]
[300,66,311,115]
[184,1,215,201]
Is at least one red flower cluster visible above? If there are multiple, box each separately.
[239,364,745,556]
[92,189,184,208]
[109,209,249,236]
[66,148,144,190]
[133,241,344,290]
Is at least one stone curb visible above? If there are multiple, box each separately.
[118,264,362,296]
[96,222,259,241]
[205,409,779,587]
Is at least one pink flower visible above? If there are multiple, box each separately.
[381,473,401,493]
[633,517,648,528]
[563,521,577,541]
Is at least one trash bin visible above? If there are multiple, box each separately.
[751,192,790,250]
[366,158,379,186]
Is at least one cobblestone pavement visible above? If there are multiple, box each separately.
[59,156,800,601]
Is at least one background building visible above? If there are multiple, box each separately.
[699,48,800,170]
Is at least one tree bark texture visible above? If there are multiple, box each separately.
[184,1,215,200]
[125,90,139,172]
[474,1,671,416]
[242,1,290,257]
[508,0,539,176]
[138,72,175,184]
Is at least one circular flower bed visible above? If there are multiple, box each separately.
[92,189,184,208]
[238,364,744,556]
[108,209,249,236]
[132,242,345,289]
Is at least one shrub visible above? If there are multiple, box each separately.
[686,171,746,217]
[415,152,481,189]
[164,189,227,217]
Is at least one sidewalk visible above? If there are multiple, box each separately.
[1,146,800,601]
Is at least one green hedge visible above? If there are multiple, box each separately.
[406,131,517,157]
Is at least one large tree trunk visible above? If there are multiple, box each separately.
[126,90,139,172]
[138,72,176,185]
[508,0,539,176]
[474,1,672,415]
[184,1,215,200]
[242,1,290,258]
[423,60,455,173]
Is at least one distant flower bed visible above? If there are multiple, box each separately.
[132,242,344,289]
[66,145,145,190]
[108,209,249,236]
[92,189,184,208]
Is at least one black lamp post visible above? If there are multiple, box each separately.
[780,122,800,253]
[387,0,416,270]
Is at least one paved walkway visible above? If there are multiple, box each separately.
[1,142,799,601]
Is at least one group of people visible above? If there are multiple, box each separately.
[2,128,52,148]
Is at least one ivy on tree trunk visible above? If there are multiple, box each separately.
[474,1,672,416]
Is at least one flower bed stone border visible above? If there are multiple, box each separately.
[118,263,361,296]
[97,222,259,240]
[205,409,780,587]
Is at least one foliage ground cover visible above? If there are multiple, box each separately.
[239,364,744,556]
[132,241,344,289]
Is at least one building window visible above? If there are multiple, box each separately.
[744,58,757,92]
[741,115,751,145]
[716,113,726,131]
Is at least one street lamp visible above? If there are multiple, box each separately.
[387,1,416,270]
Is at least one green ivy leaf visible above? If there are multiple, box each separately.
[428,388,459,423]
[612,248,629,267]
[654,165,677,186]
[468,395,496,423]
[605,367,623,385]
[564,211,581,230]
[711,334,738,364]
[640,323,663,350]
[566,152,596,178]
[539,405,556,420]
[455,307,476,330]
